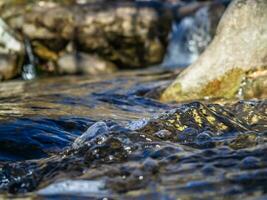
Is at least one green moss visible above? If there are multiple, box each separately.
[200,68,245,98]
[161,69,245,102]
[162,66,267,102]
[239,66,267,99]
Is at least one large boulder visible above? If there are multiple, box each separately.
[161,0,267,102]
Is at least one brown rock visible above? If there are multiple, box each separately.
[1,1,172,72]
[57,53,117,75]
[0,18,24,81]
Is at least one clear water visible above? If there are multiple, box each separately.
[0,68,266,200]
[0,2,266,199]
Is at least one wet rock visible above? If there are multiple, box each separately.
[229,133,258,150]
[140,102,253,139]
[162,0,267,102]
[178,127,199,142]
[0,18,24,80]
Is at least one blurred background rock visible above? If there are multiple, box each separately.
[0,0,230,80]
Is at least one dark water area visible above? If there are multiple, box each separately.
[0,68,266,200]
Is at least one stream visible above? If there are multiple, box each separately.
[0,68,266,200]
[0,1,267,199]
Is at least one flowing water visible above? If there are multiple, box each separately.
[163,6,212,68]
[0,1,266,199]
[0,68,266,200]
[0,69,174,161]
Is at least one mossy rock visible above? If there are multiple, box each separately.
[161,0,267,102]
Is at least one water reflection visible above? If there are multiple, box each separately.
[0,69,174,161]
[0,69,265,200]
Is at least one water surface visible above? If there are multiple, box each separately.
[0,68,266,200]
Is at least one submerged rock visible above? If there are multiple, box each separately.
[161,0,267,102]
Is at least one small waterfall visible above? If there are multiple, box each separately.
[22,38,37,80]
[162,6,214,68]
